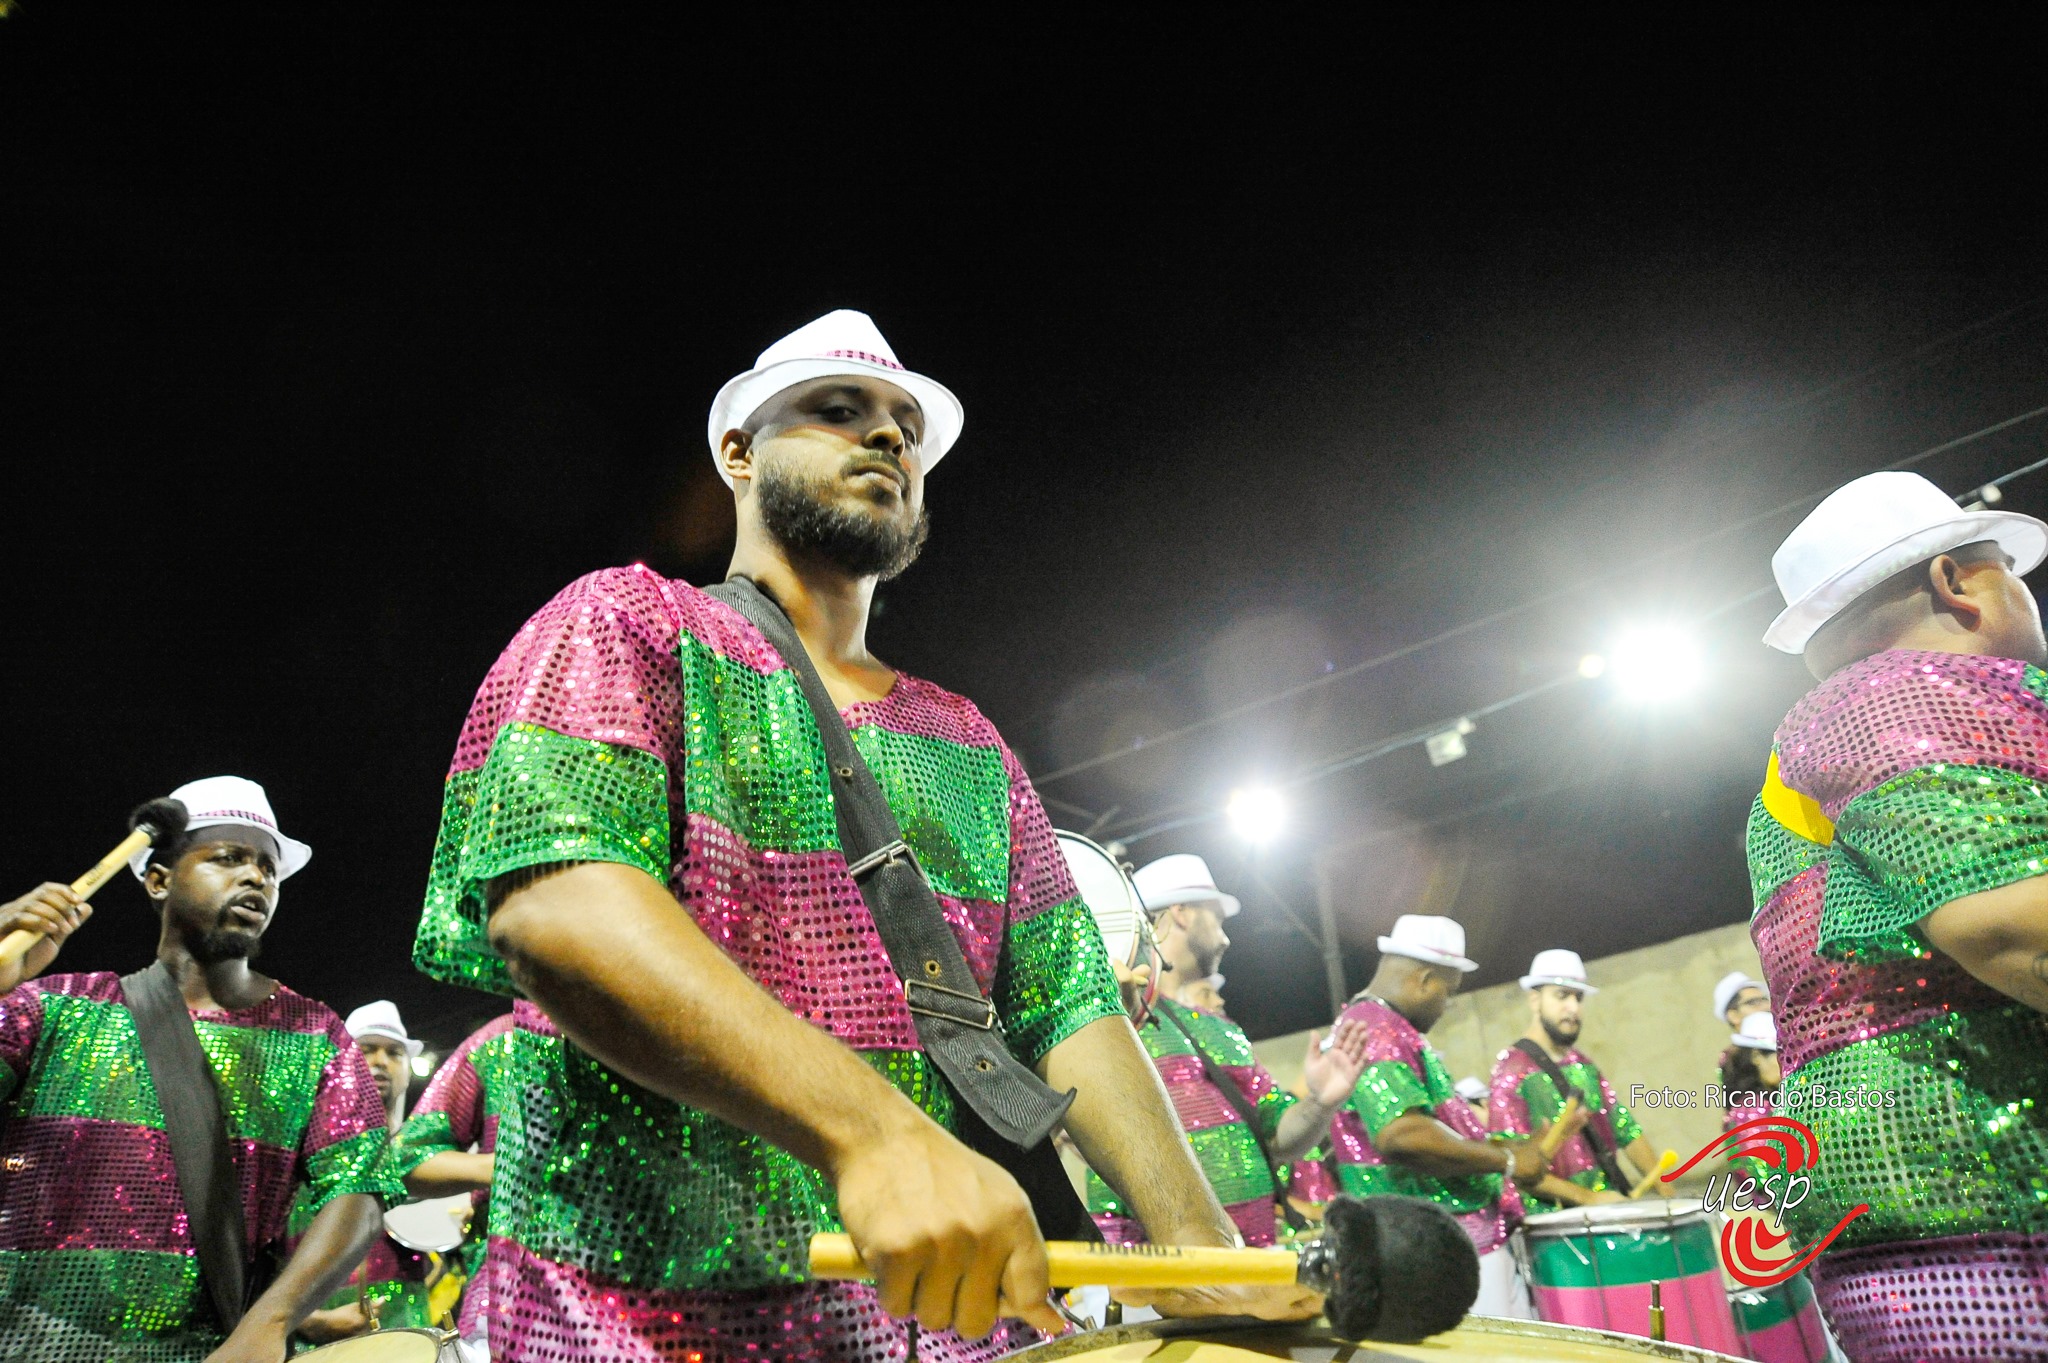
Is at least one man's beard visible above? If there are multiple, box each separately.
[1541,1015,1579,1048]
[195,925,261,964]
[756,456,931,580]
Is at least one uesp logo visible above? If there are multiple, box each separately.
[1662,1116,1869,1287]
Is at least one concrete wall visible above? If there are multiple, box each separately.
[1248,919,1764,1182]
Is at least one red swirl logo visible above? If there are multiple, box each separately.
[1662,1116,1869,1288]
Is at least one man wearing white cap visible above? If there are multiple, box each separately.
[295,1001,436,1344]
[0,775,399,1363]
[1083,855,1369,1249]
[1488,950,1655,1211]
[1326,915,1556,1317]
[413,312,1313,1363]
[1750,470,2048,1361]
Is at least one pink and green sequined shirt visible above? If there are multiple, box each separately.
[0,972,400,1362]
[1084,999,1294,1248]
[411,566,1123,1363]
[1487,1044,1641,1208]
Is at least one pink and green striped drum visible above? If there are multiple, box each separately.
[1517,1198,1742,1354]
[1730,1274,1831,1363]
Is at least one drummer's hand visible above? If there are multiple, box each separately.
[833,1116,1066,1340]
[1111,959,1153,1020]
[1586,1188,1627,1204]
[1115,1281,1324,1322]
[293,1302,369,1344]
[0,883,92,992]
[1503,1138,1550,1191]
[203,1315,293,1363]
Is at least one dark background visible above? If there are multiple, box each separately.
[3,11,2045,1057]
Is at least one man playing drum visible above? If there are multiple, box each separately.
[1326,915,1555,1318]
[1083,854,1369,1248]
[0,776,400,1363]
[1488,949,1656,1210]
[411,311,1316,1362]
[1752,471,2048,1361]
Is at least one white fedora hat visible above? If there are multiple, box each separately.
[1712,971,1765,1023]
[1377,914,1477,973]
[1520,948,1597,995]
[1132,854,1241,918]
[1764,471,2048,654]
[1731,1010,1777,1051]
[345,1000,425,1059]
[128,775,312,881]
[1454,1075,1490,1104]
[705,309,965,487]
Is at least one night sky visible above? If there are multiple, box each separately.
[4,12,2045,1057]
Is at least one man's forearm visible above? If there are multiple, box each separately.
[1272,1098,1336,1163]
[403,1150,493,1198]
[1924,878,2048,1012]
[489,861,936,1177]
[1376,1113,1508,1178]
[1623,1135,1658,1182]
[1040,1015,1238,1246]
[244,1193,381,1336]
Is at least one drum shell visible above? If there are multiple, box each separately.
[294,1327,455,1360]
[1730,1273,1831,1363]
[1000,1315,1751,1359]
[1518,1198,1742,1356]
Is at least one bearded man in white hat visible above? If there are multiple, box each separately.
[1080,854,1369,1250]
[412,311,1317,1363]
[1749,469,2048,1362]
[1488,950,1656,1211]
[1326,915,1563,1318]
[0,775,399,1363]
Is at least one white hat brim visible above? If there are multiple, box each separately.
[1519,974,1597,995]
[706,357,964,487]
[1147,886,1241,918]
[1378,938,1478,973]
[1730,1033,1777,1050]
[1764,511,2048,653]
[354,1027,426,1059]
[128,816,312,882]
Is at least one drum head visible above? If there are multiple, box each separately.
[383,1192,474,1252]
[1055,832,1158,991]
[295,1328,446,1360]
[1522,1195,1709,1235]
[1001,1316,1748,1359]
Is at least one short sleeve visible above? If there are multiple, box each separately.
[1246,1064,1297,1144]
[1349,1060,1433,1140]
[0,983,45,1104]
[387,1035,488,1180]
[992,743,1122,1064]
[1603,1073,1643,1145]
[415,567,686,994]
[1488,1060,1534,1137]
[1821,762,2048,962]
[301,1045,406,1215]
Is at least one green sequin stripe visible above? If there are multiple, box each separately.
[385,1109,458,1179]
[680,632,1013,899]
[1821,762,2048,961]
[1779,1001,2048,1250]
[416,727,670,994]
[313,1127,407,1213]
[19,994,334,1150]
[0,1247,212,1353]
[1334,1153,1500,1216]
[313,1279,431,1330]
[1349,1058,1434,1138]
[996,894,1121,1067]
[1087,1124,1275,1214]
[1746,794,1826,913]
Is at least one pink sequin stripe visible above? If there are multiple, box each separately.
[414,1012,517,1137]
[478,1236,1036,1363]
[678,813,1005,1049]
[0,979,46,1078]
[351,1233,426,1289]
[1775,650,2048,818]
[1152,1055,1252,1135]
[1289,1157,1338,1205]
[1490,1049,1596,1183]
[1094,1198,1280,1251]
[1457,1204,1512,1256]
[1003,744,1082,924]
[302,1040,398,1155]
[449,566,697,775]
[1327,1108,1383,1167]
[1809,1231,2048,1363]
[0,1118,296,1252]
[1752,864,2005,1073]
[843,672,1000,749]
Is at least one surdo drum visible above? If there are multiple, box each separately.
[1516,1197,1743,1355]
[1000,1316,1751,1360]
[295,1328,460,1361]
[1055,831,1160,1017]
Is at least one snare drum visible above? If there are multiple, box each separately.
[1056,831,1160,1017]
[1730,1273,1831,1363]
[296,1327,459,1361]
[1002,1315,1749,1359]
[1517,1197,1743,1355]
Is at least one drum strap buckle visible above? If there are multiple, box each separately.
[904,976,1000,1031]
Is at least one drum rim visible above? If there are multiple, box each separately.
[383,1191,475,1252]
[1000,1314,1751,1360]
[1521,1195,1710,1233]
[1053,828,1149,962]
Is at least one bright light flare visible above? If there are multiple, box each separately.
[1226,785,1287,843]
[1607,624,1705,702]
[1577,653,1607,679]
[410,1052,437,1079]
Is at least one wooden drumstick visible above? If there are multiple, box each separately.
[0,800,188,969]
[1536,1095,1582,1159]
[811,1233,1300,1289]
[1628,1149,1680,1199]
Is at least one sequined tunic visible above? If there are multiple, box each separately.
[1327,996,1520,1254]
[1084,999,1294,1247]
[0,973,400,1362]
[1748,650,2048,1363]
[412,566,1123,1363]
[1488,1045,1641,1209]
[385,1001,552,1340]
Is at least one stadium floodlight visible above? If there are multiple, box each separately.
[1226,785,1287,843]
[1607,624,1704,702]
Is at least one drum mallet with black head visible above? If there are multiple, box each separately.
[0,798,189,969]
[811,1193,1480,1344]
